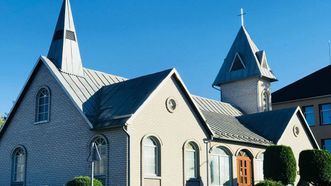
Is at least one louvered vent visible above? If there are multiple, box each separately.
[66,30,76,41]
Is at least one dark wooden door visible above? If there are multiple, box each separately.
[236,156,252,186]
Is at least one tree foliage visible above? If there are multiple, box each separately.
[66,176,103,186]
[264,145,297,185]
[299,149,331,185]
[255,179,284,186]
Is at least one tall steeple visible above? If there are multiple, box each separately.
[213,9,277,114]
[47,0,84,76]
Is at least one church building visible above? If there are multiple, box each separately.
[0,1,318,186]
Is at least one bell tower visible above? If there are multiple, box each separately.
[213,9,277,114]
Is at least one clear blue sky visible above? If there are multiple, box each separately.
[1,0,331,115]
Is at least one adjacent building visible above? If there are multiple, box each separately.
[272,65,331,151]
[0,1,318,186]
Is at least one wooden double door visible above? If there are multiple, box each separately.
[236,156,252,186]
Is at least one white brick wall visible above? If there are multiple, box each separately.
[0,63,128,186]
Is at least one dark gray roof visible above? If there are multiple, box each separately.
[213,26,277,86]
[237,108,297,143]
[90,69,173,128]
[272,65,331,103]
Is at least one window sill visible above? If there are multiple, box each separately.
[144,175,161,180]
[34,120,49,125]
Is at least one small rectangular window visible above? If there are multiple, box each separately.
[302,106,315,126]
[322,139,331,153]
[320,103,331,125]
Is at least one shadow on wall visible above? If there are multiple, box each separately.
[186,178,203,186]
[185,178,237,186]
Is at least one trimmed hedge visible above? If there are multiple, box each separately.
[299,149,331,185]
[264,145,296,185]
[255,179,284,186]
[66,176,103,186]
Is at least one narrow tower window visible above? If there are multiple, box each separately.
[262,90,270,112]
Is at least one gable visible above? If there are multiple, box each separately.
[0,58,92,139]
[126,71,213,137]
[278,110,319,149]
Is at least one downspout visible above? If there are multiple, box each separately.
[123,126,131,186]
[212,85,222,101]
[204,137,213,186]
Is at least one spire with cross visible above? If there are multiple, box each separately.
[238,8,246,26]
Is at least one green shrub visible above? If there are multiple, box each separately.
[255,179,284,186]
[299,149,331,185]
[264,145,296,185]
[66,176,103,186]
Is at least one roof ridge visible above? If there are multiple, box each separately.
[83,67,127,80]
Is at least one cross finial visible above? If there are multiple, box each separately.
[238,8,246,26]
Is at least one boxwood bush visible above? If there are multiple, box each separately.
[299,149,331,185]
[255,179,284,186]
[264,145,296,185]
[66,176,103,186]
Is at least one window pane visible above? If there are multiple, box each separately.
[13,149,25,182]
[210,155,220,185]
[144,137,159,176]
[302,106,315,126]
[210,148,232,186]
[323,139,331,153]
[36,88,50,122]
[320,104,331,125]
[93,137,107,176]
[185,143,198,180]
[256,153,264,181]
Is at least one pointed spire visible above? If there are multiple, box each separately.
[213,26,277,87]
[47,0,84,76]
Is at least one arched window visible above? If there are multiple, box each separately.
[91,136,108,184]
[262,90,270,112]
[210,147,232,186]
[143,136,160,177]
[12,147,26,184]
[255,153,264,182]
[185,142,199,180]
[36,87,50,122]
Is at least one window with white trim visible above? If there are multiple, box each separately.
[12,147,26,185]
[36,88,50,122]
[143,136,160,177]
[185,142,199,180]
